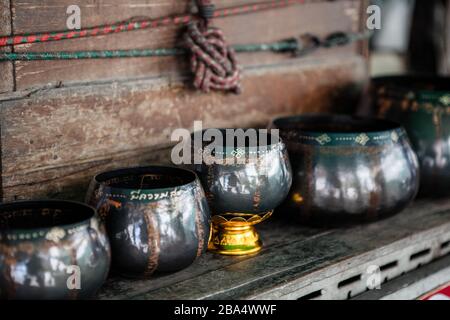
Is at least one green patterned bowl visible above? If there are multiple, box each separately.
[372,76,450,197]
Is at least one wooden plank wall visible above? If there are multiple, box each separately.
[0,0,369,202]
[0,0,14,93]
[9,0,363,90]
[0,58,367,201]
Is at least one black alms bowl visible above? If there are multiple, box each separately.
[0,200,111,300]
[86,166,211,278]
[191,129,293,216]
[271,114,420,225]
[372,75,450,197]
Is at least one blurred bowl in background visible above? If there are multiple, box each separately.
[372,75,450,197]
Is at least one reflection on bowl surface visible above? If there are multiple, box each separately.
[271,114,420,226]
[86,166,210,278]
[372,75,450,197]
[0,200,110,300]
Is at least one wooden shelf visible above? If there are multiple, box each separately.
[98,199,450,300]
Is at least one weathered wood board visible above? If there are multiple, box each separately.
[97,199,450,300]
[0,0,369,201]
[0,0,14,93]
[0,56,367,202]
[5,0,364,91]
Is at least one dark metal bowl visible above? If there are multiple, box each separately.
[191,129,293,216]
[0,200,111,300]
[372,75,450,197]
[190,129,292,255]
[86,166,210,278]
[271,114,420,226]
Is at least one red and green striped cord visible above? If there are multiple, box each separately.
[0,32,371,61]
[0,0,306,48]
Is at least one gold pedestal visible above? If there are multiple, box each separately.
[208,211,273,256]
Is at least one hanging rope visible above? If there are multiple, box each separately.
[0,31,371,61]
[0,0,307,48]
[0,0,359,94]
[0,0,369,94]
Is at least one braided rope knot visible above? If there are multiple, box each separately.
[183,22,241,94]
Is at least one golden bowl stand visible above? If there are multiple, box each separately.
[208,211,273,256]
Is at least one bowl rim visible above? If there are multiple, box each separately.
[190,128,283,153]
[271,114,406,147]
[372,74,450,86]
[0,200,96,240]
[91,165,200,194]
[372,75,450,108]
